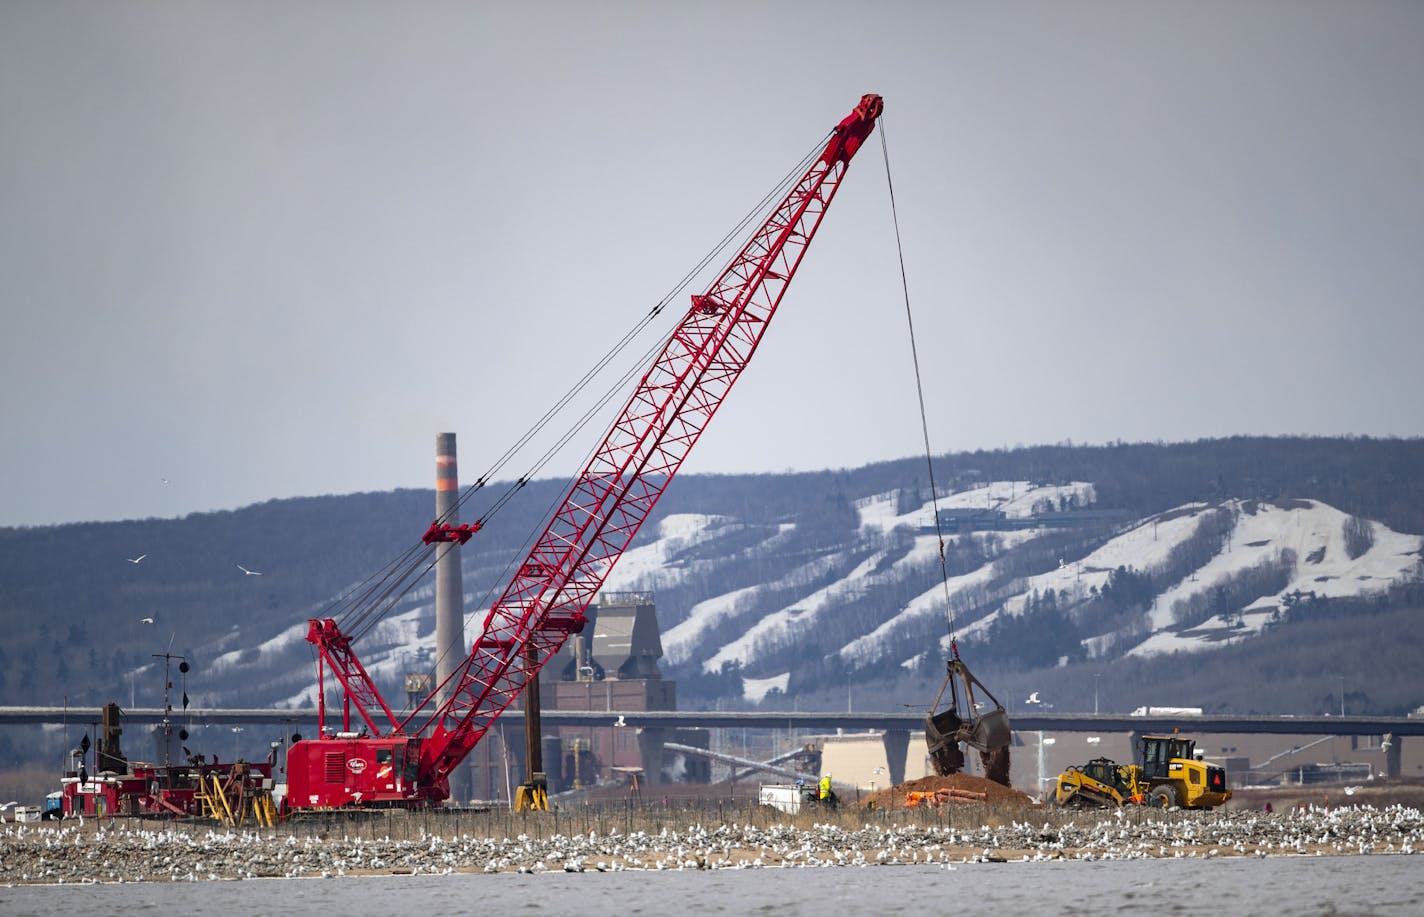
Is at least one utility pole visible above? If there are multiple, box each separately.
[152,650,187,770]
[1036,733,1056,797]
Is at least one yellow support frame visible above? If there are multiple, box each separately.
[513,783,548,812]
[194,774,278,826]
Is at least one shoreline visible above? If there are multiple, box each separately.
[2,802,1419,886]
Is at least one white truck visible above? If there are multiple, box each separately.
[758,783,812,814]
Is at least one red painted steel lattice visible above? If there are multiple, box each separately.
[295,95,883,807]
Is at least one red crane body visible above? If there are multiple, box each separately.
[286,94,883,810]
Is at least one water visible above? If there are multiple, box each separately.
[2,856,1419,916]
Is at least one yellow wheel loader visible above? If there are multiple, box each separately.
[1052,734,1231,810]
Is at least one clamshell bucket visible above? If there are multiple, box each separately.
[968,706,1011,751]
[925,707,966,774]
[924,654,1012,782]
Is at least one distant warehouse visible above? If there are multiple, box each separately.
[926,507,1135,534]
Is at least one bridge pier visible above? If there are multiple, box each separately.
[884,729,910,787]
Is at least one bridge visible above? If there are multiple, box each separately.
[2,706,1418,738]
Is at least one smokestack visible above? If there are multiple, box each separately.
[434,432,468,800]
[434,433,465,693]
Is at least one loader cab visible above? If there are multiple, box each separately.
[1137,733,1231,809]
[1082,757,1122,791]
[1139,735,1194,781]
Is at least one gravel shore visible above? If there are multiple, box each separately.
[2,803,1420,885]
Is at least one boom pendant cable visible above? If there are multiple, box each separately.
[331,133,835,681]
[879,120,957,643]
[322,136,829,647]
[447,134,831,533]
[438,136,833,664]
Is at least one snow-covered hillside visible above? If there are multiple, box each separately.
[1127,499,1421,655]
[583,484,1420,702]
[190,482,1422,710]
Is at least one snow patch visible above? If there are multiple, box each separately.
[661,528,828,666]
[704,550,891,672]
[207,620,311,675]
[603,513,728,591]
[1127,500,1422,656]
[742,672,790,703]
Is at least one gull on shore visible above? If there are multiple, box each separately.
[4,802,1424,883]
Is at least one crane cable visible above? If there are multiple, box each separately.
[879,119,957,644]
[446,133,830,535]
[328,133,831,651]
[438,134,833,667]
[419,135,833,679]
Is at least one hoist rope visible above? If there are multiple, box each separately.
[879,119,957,643]
[326,132,833,669]
[445,133,833,665]
[446,134,830,533]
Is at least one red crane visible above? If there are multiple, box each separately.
[286,94,884,810]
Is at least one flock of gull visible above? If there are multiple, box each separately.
[0,803,1420,884]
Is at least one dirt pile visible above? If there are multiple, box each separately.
[860,773,1034,810]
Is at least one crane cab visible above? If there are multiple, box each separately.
[286,735,426,810]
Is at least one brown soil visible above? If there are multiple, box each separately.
[859,773,1034,810]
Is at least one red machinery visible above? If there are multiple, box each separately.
[286,94,885,810]
[59,757,277,822]
[53,703,277,823]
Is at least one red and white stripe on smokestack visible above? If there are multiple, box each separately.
[435,452,458,491]
[423,446,481,545]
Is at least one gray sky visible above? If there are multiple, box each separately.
[3,1,1422,528]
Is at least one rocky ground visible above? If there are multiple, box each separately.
[1,800,1420,885]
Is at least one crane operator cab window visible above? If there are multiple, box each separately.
[401,740,421,789]
[377,748,395,789]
